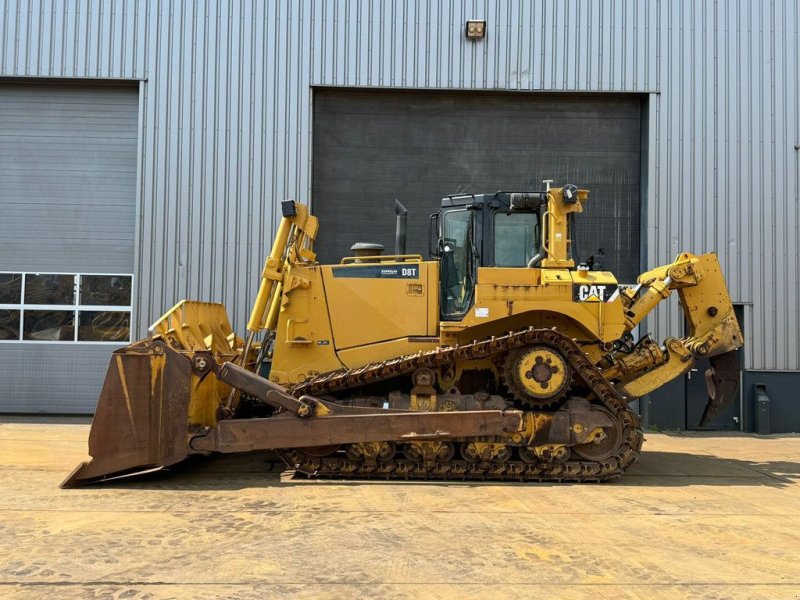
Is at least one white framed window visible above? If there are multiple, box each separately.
[0,272,133,344]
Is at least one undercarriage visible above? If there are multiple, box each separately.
[271,328,643,482]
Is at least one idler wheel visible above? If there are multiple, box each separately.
[571,407,623,461]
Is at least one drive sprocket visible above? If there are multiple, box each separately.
[503,345,572,408]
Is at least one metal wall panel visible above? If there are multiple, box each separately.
[1,0,798,373]
[0,345,116,413]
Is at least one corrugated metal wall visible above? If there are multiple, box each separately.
[1,0,798,372]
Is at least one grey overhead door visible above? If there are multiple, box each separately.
[312,90,642,283]
[0,82,138,413]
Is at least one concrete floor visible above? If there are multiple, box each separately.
[0,422,799,599]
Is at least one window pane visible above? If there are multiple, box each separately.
[22,310,75,341]
[441,209,475,316]
[443,210,472,284]
[24,274,75,305]
[0,309,20,340]
[494,212,539,267]
[80,275,132,307]
[78,311,131,342]
[0,274,23,304]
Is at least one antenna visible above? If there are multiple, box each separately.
[452,182,473,196]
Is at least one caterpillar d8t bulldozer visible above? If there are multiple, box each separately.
[62,183,743,487]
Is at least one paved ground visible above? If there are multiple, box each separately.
[0,421,798,599]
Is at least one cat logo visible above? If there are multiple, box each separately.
[573,283,618,303]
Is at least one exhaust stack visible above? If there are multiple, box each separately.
[395,199,408,255]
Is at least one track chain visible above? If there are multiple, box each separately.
[282,327,643,482]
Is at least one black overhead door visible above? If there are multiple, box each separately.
[312,89,642,283]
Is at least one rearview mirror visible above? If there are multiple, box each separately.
[428,211,441,258]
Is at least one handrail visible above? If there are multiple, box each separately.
[147,299,188,342]
[540,210,553,261]
[339,254,424,264]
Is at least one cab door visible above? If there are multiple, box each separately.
[439,208,477,320]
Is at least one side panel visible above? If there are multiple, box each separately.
[271,261,440,384]
[323,262,433,350]
[441,267,625,344]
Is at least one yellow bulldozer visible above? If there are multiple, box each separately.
[62,183,742,487]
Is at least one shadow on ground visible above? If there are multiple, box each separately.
[70,447,800,492]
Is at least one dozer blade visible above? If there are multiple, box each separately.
[699,350,740,427]
[61,341,193,488]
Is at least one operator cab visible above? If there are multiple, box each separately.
[429,191,547,321]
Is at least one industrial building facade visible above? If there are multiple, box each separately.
[0,0,797,432]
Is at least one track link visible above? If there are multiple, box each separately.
[282,327,643,482]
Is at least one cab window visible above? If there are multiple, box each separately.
[493,211,539,267]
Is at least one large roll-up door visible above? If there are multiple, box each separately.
[0,82,138,413]
[312,90,642,283]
